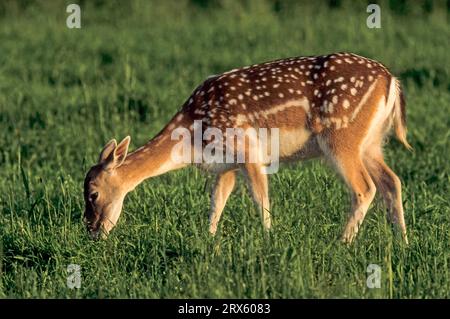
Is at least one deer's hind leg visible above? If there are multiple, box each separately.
[318,135,377,244]
[364,147,408,243]
[209,170,237,235]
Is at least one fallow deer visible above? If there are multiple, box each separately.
[83,52,411,244]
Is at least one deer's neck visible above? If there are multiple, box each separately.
[117,132,188,192]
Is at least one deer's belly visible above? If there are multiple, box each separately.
[196,125,321,172]
[278,127,321,161]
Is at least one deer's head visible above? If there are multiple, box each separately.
[83,136,130,239]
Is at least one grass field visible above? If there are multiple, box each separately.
[0,0,449,298]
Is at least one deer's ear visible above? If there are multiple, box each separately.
[113,136,131,167]
[102,136,131,171]
[98,139,117,163]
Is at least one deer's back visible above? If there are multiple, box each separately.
[181,52,392,133]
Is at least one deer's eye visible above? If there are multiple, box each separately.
[89,192,99,203]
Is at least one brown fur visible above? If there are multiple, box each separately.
[83,52,410,244]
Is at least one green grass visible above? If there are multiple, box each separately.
[0,0,449,298]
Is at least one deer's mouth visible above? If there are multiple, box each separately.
[89,227,108,240]
[84,214,115,240]
[84,214,103,240]
[87,223,108,240]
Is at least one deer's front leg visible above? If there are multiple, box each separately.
[244,163,271,230]
[209,170,236,235]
